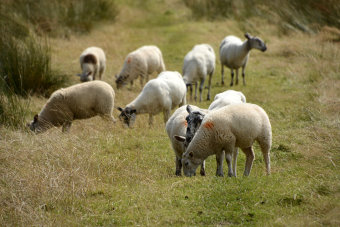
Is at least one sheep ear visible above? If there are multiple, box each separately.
[86,71,92,77]
[76,73,82,77]
[186,105,192,114]
[189,151,194,158]
[174,135,186,142]
[117,107,123,112]
[245,33,252,39]
[34,114,38,123]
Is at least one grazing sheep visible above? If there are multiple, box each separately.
[77,47,106,82]
[182,44,216,102]
[181,103,271,177]
[175,90,246,176]
[166,105,208,176]
[220,33,267,86]
[115,45,166,89]
[118,71,186,127]
[28,81,116,133]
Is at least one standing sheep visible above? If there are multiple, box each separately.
[220,33,267,86]
[175,90,246,176]
[117,71,186,127]
[115,45,166,89]
[166,105,208,176]
[182,44,216,102]
[28,81,116,133]
[77,47,106,82]
[181,103,271,177]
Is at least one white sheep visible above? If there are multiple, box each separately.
[220,33,267,86]
[77,47,106,82]
[208,90,246,111]
[182,44,216,102]
[28,81,116,133]
[115,45,166,89]
[166,105,208,176]
[175,90,246,176]
[117,71,186,127]
[181,103,271,177]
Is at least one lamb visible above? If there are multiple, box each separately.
[117,71,186,127]
[175,90,246,176]
[166,105,208,176]
[77,47,106,82]
[182,44,216,102]
[181,103,271,177]
[220,33,267,86]
[115,45,166,89]
[28,81,116,133]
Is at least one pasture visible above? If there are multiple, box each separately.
[1,0,339,226]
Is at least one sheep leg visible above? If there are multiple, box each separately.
[221,64,225,85]
[62,121,72,132]
[163,109,171,123]
[200,160,206,176]
[232,147,239,177]
[199,79,204,102]
[175,156,182,176]
[130,80,134,89]
[99,66,104,80]
[215,151,224,177]
[235,69,239,85]
[242,146,255,176]
[194,82,198,102]
[188,84,193,101]
[230,70,234,87]
[139,75,144,88]
[148,114,154,126]
[258,139,271,175]
[242,66,246,86]
[225,151,234,177]
[207,72,212,101]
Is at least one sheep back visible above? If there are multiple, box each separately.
[39,81,115,127]
[219,36,249,69]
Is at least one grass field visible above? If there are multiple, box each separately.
[1,0,339,226]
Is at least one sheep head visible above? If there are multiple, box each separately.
[184,105,205,147]
[117,107,136,128]
[181,151,201,177]
[245,33,267,52]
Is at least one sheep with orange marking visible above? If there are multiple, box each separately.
[181,103,272,177]
[77,47,106,82]
[115,45,166,89]
[165,105,208,176]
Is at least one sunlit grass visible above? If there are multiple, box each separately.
[0,0,339,226]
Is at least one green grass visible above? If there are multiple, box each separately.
[0,0,339,226]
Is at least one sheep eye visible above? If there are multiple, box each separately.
[185,161,189,166]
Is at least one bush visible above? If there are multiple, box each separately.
[183,0,340,33]
[4,0,119,36]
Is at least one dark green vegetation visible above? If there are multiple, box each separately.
[184,0,340,34]
[0,0,339,226]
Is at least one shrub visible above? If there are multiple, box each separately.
[183,0,340,33]
[4,0,119,36]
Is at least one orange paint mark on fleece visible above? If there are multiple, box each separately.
[184,121,188,127]
[127,57,131,63]
[203,121,214,129]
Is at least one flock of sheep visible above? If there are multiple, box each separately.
[28,33,271,177]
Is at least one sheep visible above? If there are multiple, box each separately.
[175,90,246,176]
[166,105,208,176]
[77,47,106,82]
[182,44,216,102]
[117,71,186,127]
[220,33,267,86]
[115,45,166,89]
[28,81,116,133]
[208,90,246,111]
[181,103,271,177]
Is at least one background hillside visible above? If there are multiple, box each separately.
[0,0,339,225]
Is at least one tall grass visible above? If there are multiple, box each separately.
[4,0,119,36]
[183,0,340,33]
